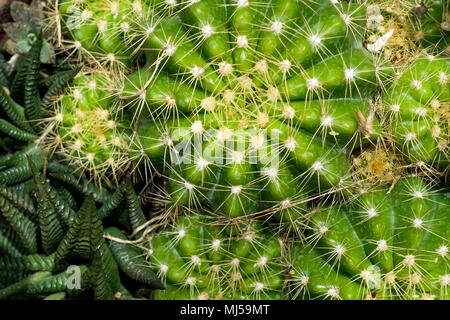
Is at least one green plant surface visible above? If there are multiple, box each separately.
[287,176,449,300]
[49,0,392,231]
[143,213,285,300]
[409,0,449,52]
[382,54,449,170]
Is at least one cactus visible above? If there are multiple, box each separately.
[48,0,392,230]
[49,0,144,70]
[140,213,285,300]
[381,53,449,172]
[409,0,449,53]
[27,0,449,302]
[287,176,449,300]
[48,70,132,181]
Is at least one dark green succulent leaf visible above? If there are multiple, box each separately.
[83,250,115,300]
[25,269,76,296]
[0,266,29,288]
[54,196,122,297]
[123,178,146,236]
[23,32,43,124]
[29,156,75,230]
[0,184,35,216]
[9,179,35,194]
[50,173,112,204]
[0,119,37,141]
[33,187,65,254]
[10,30,42,109]
[0,143,41,168]
[98,187,124,220]
[0,271,51,300]
[46,159,78,175]
[54,196,103,264]
[106,227,164,289]
[0,194,38,254]
[0,217,27,256]
[54,185,78,211]
[42,67,80,107]
[0,52,11,87]
[0,228,23,258]
[0,151,44,185]
[0,153,14,170]
[0,86,32,132]
[0,70,10,88]
[0,253,55,275]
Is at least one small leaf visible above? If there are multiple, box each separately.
[54,196,103,264]
[106,227,164,289]
[0,118,37,141]
[29,156,75,229]
[42,67,80,107]
[23,32,42,123]
[0,184,36,216]
[50,173,112,204]
[0,195,38,254]
[124,177,146,237]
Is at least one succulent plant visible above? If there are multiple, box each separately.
[2,0,55,64]
[409,0,449,53]
[47,0,393,232]
[137,213,285,300]
[22,0,448,302]
[0,32,84,188]
[48,70,132,182]
[381,53,449,172]
[286,176,449,300]
[0,157,164,300]
[0,41,164,300]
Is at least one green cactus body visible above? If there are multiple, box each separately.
[409,0,449,52]
[147,214,285,300]
[287,177,449,300]
[57,0,144,68]
[53,71,132,176]
[383,55,449,169]
[53,0,390,226]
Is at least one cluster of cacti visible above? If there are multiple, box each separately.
[47,0,392,228]
[0,0,448,301]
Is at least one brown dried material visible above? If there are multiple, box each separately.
[352,147,402,186]
[412,3,428,19]
[0,0,13,18]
